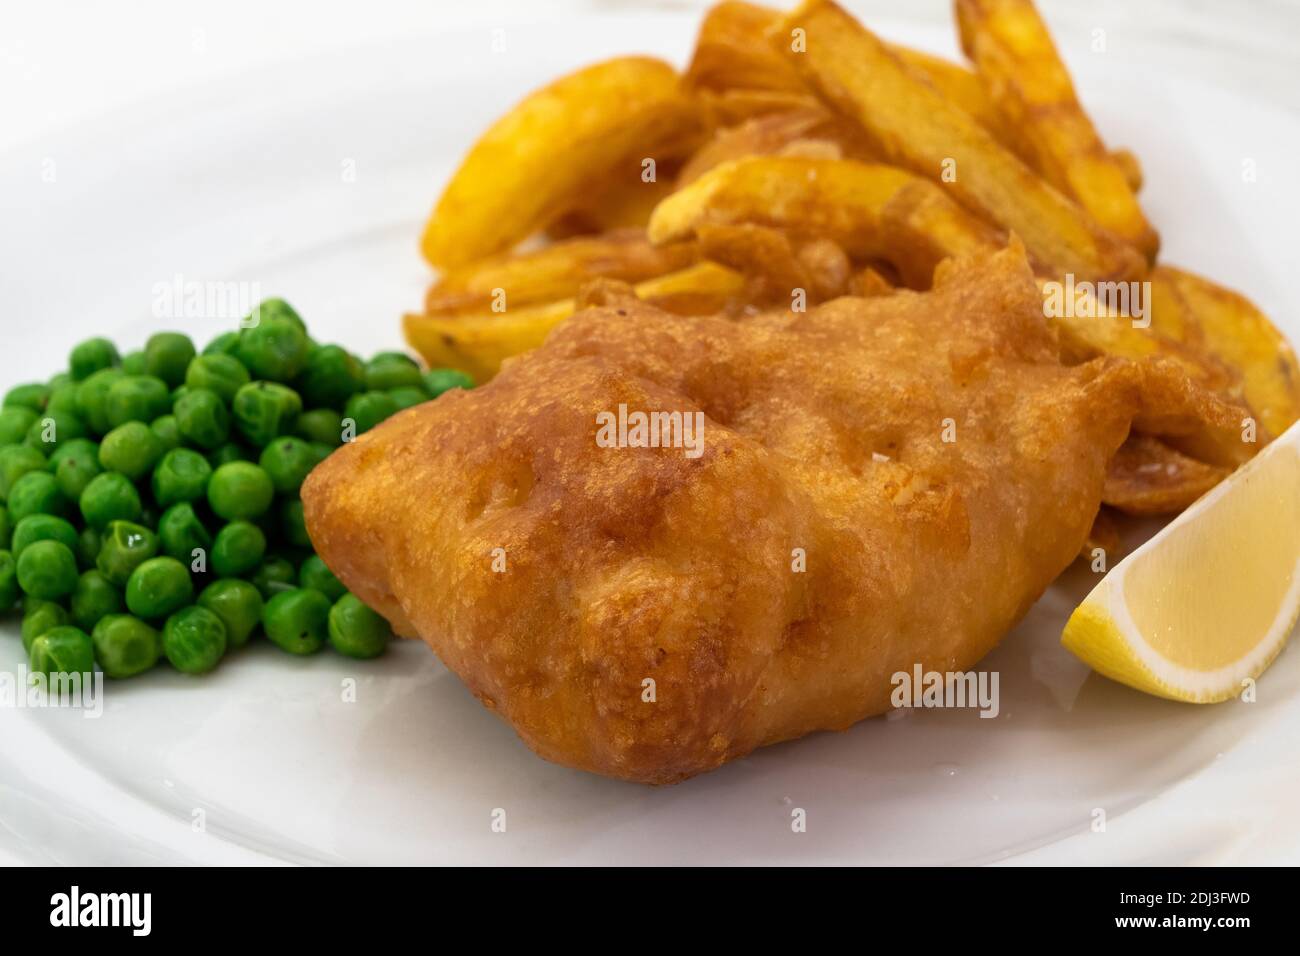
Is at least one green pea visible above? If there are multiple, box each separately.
[0,444,46,499]
[0,550,17,611]
[157,502,212,565]
[162,605,227,674]
[236,318,310,383]
[70,569,124,631]
[46,384,82,417]
[125,556,193,619]
[262,587,329,655]
[294,408,344,448]
[197,579,263,647]
[70,337,121,381]
[328,593,390,659]
[45,437,95,469]
[423,368,475,397]
[144,332,196,388]
[53,442,102,501]
[387,386,428,411]
[48,372,73,390]
[231,381,301,447]
[151,448,212,508]
[258,437,317,494]
[250,556,296,599]
[91,614,160,678]
[343,391,398,434]
[211,520,266,577]
[364,354,422,392]
[11,514,78,556]
[203,331,241,356]
[4,383,50,412]
[25,409,87,453]
[105,375,171,427]
[184,353,249,404]
[150,414,181,451]
[76,526,101,569]
[279,498,311,548]
[298,345,365,408]
[7,471,69,521]
[96,520,158,586]
[207,442,253,468]
[0,507,10,549]
[79,472,143,528]
[16,539,79,599]
[98,421,164,480]
[0,406,38,446]
[74,367,126,435]
[299,554,346,602]
[22,599,69,653]
[208,462,274,520]
[172,387,230,450]
[121,350,146,375]
[247,298,306,332]
[29,625,95,678]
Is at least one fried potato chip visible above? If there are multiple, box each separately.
[1081,505,1122,558]
[545,175,682,239]
[1103,433,1230,515]
[649,155,1004,288]
[685,1,808,95]
[1111,147,1143,193]
[1035,277,1235,395]
[405,262,746,381]
[1154,266,1300,439]
[424,230,698,315]
[420,57,704,269]
[778,0,1145,283]
[698,88,825,124]
[676,107,877,185]
[955,0,1159,260]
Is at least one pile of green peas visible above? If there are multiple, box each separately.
[0,299,473,678]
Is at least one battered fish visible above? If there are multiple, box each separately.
[302,245,1246,784]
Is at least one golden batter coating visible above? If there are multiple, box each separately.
[302,245,1245,783]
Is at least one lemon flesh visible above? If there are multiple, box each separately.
[1062,423,1300,702]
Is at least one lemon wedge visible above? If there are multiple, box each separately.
[1063,421,1300,702]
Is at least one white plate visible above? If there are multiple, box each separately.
[2,9,1298,866]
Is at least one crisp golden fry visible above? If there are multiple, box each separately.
[1037,276,1237,398]
[420,57,703,269]
[685,1,807,95]
[1112,147,1143,193]
[546,174,682,239]
[955,0,1159,260]
[678,108,880,185]
[1103,433,1230,515]
[650,155,1004,287]
[1154,266,1300,439]
[405,262,745,381]
[888,45,1017,147]
[778,0,1145,282]
[1082,505,1122,558]
[424,230,698,315]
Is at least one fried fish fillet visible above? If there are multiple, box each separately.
[302,245,1246,784]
